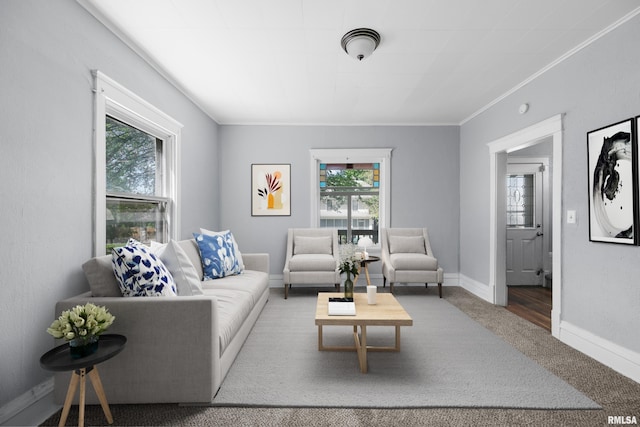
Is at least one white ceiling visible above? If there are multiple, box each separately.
[81,0,640,125]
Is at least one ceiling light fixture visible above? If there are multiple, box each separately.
[341,28,380,61]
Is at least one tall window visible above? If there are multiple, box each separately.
[105,116,168,253]
[319,163,380,244]
[310,148,392,246]
[94,71,182,255]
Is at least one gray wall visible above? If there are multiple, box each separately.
[460,13,640,353]
[218,125,460,278]
[0,0,219,408]
[3,0,639,416]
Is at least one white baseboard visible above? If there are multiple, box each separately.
[457,275,640,384]
[558,320,640,384]
[458,274,494,303]
[0,377,54,425]
[268,274,284,288]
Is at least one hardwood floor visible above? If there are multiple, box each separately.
[507,286,552,332]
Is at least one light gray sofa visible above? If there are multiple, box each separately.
[52,239,269,404]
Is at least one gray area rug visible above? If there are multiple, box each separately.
[212,290,599,409]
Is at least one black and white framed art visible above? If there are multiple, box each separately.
[587,118,637,244]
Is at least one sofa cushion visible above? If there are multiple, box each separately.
[389,253,438,270]
[389,235,426,254]
[193,232,242,279]
[288,253,337,271]
[112,239,178,297]
[201,270,268,306]
[200,228,244,271]
[201,288,254,355]
[82,255,121,297]
[293,235,332,255]
[154,240,203,296]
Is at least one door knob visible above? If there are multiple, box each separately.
[536,231,543,237]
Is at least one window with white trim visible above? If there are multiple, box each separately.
[310,149,392,246]
[94,71,182,255]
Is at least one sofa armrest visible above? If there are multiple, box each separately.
[242,253,269,274]
[53,293,221,403]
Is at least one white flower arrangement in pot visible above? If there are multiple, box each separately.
[47,303,115,358]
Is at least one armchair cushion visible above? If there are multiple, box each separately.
[288,254,337,271]
[389,253,438,270]
[293,236,333,255]
[389,235,426,254]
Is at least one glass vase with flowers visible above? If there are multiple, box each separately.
[338,243,361,299]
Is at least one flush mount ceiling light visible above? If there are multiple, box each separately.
[341,28,381,61]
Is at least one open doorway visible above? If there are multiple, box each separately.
[488,114,563,338]
[505,149,552,331]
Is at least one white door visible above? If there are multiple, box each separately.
[506,164,544,286]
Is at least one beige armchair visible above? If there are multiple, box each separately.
[282,228,340,299]
[381,228,444,297]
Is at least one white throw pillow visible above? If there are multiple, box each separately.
[153,240,203,296]
[293,235,332,255]
[388,235,426,254]
[200,228,244,271]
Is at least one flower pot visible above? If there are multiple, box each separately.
[69,335,99,359]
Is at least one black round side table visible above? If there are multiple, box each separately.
[40,334,126,427]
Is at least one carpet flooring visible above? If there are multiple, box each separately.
[211,290,597,409]
[41,286,640,426]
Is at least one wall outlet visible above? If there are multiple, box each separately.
[567,210,576,224]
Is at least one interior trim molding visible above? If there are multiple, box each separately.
[460,6,640,125]
[0,378,53,425]
[487,114,563,338]
[559,320,640,384]
[458,274,493,303]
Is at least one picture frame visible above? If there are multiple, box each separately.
[251,164,291,216]
[586,118,637,244]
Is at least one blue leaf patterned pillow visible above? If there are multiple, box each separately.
[112,239,177,297]
[193,231,242,279]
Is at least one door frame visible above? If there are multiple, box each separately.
[488,114,563,338]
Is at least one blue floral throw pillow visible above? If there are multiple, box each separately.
[112,239,177,297]
[193,231,242,279]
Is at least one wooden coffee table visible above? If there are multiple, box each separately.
[315,292,412,373]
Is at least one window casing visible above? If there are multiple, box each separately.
[310,149,392,246]
[94,71,182,256]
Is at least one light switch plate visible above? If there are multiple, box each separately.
[567,210,576,224]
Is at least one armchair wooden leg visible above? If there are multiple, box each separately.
[438,283,442,298]
[284,284,289,299]
[390,283,394,293]
[383,277,386,288]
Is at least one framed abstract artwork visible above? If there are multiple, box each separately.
[587,118,637,244]
[251,164,291,216]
